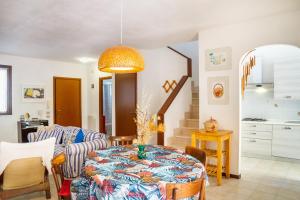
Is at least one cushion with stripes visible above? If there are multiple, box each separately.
[82,129,106,142]
[35,125,64,144]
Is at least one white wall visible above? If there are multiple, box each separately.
[86,62,112,132]
[242,90,300,120]
[0,54,88,142]
[138,47,188,144]
[198,10,300,175]
[86,47,189,143]
[172,41,199,86]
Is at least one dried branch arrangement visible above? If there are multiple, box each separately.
[241,49,256,97]
[134,93,164,145]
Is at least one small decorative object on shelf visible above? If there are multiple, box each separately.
[204,117,218,132]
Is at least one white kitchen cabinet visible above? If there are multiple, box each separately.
[242,122,273,157]
[272,125,300,159]
[274,59,300,100]
[242,138,272,156]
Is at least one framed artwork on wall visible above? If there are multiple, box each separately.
[22,85,45,102]
[207,76,229,105]
[205,47,232,71]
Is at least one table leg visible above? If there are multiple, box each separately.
[216,139,223,186]
[191,132,196,147]
[201,140,207,150]
[225,137,231,179]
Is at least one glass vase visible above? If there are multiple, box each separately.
[137,144,146,159]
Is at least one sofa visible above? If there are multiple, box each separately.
[28,125,107,178]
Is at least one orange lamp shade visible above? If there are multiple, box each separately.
[98,45,144,73]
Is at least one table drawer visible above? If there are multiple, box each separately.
[242,137,271,156]
[242,123,273,132]
[242,131,272,140]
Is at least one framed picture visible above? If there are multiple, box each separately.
[205,47,232,71]
[22,85,45,102]
[207,76,229,105]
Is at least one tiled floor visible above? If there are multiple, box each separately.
[9,156,300,200]
[206,157,300,200]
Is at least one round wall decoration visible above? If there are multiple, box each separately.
[213,83,224,98]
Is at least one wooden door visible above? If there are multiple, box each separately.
[115,73,137,136]
[54,77,82,127]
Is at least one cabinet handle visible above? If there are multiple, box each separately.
[249,139,256,143]
[250,132,256,135]
[285,96,292,99]
[283,127,292,130]
[251,125,256,127]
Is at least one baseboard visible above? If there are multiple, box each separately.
[221,172,241,179]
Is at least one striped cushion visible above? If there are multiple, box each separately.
[36,125,64,144]
[82,129,106,142]
[63,127,81,145]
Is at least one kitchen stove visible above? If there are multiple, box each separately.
[242,118,267,122]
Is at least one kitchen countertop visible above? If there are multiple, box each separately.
[242,119,300,126]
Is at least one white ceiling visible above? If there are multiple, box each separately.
[0,0,300,63]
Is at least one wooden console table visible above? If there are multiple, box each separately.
[191,129,232,185]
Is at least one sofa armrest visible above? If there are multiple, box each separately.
[63,139,107,178]
[27,132,39,142]
[65,139,107,156]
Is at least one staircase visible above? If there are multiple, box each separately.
[169,84,199,150]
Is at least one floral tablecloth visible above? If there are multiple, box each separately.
[71,145,206,200]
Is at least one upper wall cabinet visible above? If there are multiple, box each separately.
[274,58,300,100]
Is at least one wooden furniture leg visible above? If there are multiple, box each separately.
[225,137,231,178]
[216,139,223,186]
[191,132,196,147]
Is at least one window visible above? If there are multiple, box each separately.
[0,65,12,115]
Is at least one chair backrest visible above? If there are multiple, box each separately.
[51,153,66,198]
[2,157,45,190]
[185,146,207,166]
[109,136,136,146]
[166,178,205,200]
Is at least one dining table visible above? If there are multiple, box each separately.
[71,145,206,200]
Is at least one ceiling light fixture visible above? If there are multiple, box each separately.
[98,0,144,73]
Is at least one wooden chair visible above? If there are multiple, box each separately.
[0,157,51,200]
[109,135,136,146]
[166,178,205,200]
[185,146,207,167]
[185,146,207,200]
[51,153,71,200]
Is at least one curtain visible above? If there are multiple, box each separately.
[0,68,8,113]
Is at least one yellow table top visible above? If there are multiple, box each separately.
[193,129,233,137]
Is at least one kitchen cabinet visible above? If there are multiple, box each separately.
[272,125,300,159]
[241,122,272,157]
[274,59,300,100]
[242,138,272,156]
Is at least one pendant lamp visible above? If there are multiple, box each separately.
[98,0,144,73]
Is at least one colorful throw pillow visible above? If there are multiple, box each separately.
[63,127,81,145]
[74,129,84,143]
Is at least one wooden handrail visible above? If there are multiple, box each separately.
[157,46,192,145]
